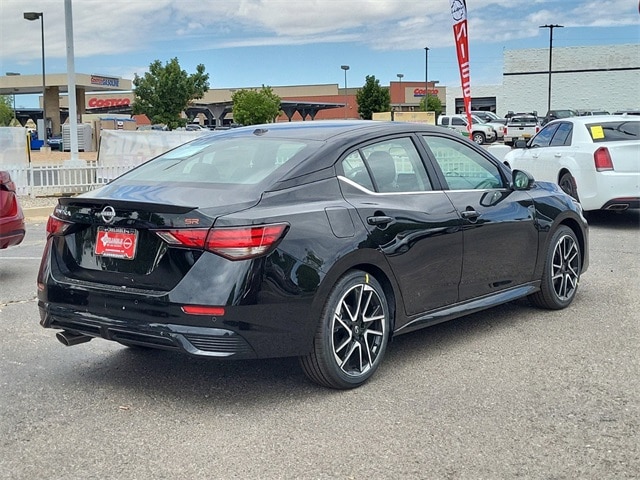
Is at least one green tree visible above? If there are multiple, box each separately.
[419,94,443,120]
[132,58,209,130]
[231,86,281,126]
[0,95,13,126]
[356,75,390,120]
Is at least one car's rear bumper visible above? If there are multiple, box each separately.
[37,280,318,359]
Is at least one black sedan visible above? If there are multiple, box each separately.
[37,121,589,389]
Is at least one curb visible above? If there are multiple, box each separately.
[23,206,55,222]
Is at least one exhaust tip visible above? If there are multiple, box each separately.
[605,204,629,211]
[56,331,92,347]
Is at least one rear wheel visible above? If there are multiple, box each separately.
[300,270,390,389]
[559,172,579,201]
[529,226,581,309]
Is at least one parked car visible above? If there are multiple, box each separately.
[38,121,588,389]
[577,110,610,116]
[47,135,64,151]
[612,109,640,116]
[0,170,25,249]
[503,115,640,211]
[437,114,497,144]
[471,111,506,125]
[541,109,579,126]
[503,115,541,146]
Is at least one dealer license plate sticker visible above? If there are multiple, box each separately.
[95,227,138,260]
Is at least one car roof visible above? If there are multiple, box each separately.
[548,114,639,126]
[202,120,442,142]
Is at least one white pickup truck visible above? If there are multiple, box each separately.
[437,114,497,145]
[503,115,540,146]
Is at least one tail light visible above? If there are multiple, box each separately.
[46,216,72,236]
[155,223,289,260]
[594,147,614,171]
[0,171,17,192]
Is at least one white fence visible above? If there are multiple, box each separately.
[6,162,135,197]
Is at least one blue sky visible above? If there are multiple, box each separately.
[1,0,639,108]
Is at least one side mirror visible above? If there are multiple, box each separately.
[514,139,528,149]
[512,169,534,190]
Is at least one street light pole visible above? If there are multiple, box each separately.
[24,11,47,144]
[341,65,350,119]
[396,73,404,110]
[539,24,563,113]
[424,47,430,108]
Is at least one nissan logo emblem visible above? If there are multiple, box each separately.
[100,206,116,224]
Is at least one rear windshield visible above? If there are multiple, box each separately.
[115,135,318,185]
[509,116,537,125]
[586,121,640,143]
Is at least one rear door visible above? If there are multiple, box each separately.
[339,136,463,317]
[419,134,539,301]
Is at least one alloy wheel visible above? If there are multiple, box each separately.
[331,283,386,377]
[551,234,580,301]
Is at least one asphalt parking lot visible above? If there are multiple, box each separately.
[0,210,638,479]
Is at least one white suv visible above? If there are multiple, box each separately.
[437,115,497,144]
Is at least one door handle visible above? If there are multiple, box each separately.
[367,215,394,226]
[554,153,562,157]
[461,209,480,221]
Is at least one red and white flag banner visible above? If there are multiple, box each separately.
[449,0,473,132]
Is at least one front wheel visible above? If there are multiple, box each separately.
[300,270,390,389]
[472,132,486,144]
[529,226,582,309]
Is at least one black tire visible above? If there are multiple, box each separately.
[559,172,579,201]
[300,270,390,389]
[472,132,486,144]
[529,226,581,310]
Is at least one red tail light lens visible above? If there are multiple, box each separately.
[155,229,208,248]
[155,223,288,260]
[0,171,17,192]
[46,216,71,236]
[594,147,614,171]
[206,224,289,260]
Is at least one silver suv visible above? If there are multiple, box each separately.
[437,115,497,144]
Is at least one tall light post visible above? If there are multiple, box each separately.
[6,72,20,122]
[341,65,350,119]
[24,11,46,144]
[396,73,404,110]
[539,24,563,113]
[424,47,430,107]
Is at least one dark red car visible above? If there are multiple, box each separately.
[0,171,25,249]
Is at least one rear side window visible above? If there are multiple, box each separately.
[586,121,640,142]
[550,122,573,146]
[530,123,560,148]
[341,137,433,193]
[117,137,312,185]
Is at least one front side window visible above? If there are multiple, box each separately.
[421,135,504,190]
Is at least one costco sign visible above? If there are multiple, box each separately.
[413,88,440,97]
[88,97,131,108]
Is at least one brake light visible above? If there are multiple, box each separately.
[0,171,16,192]
[206,224,289,260]
[155,223,289,260]
[46,216,71,236]
[594,147,614,171]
